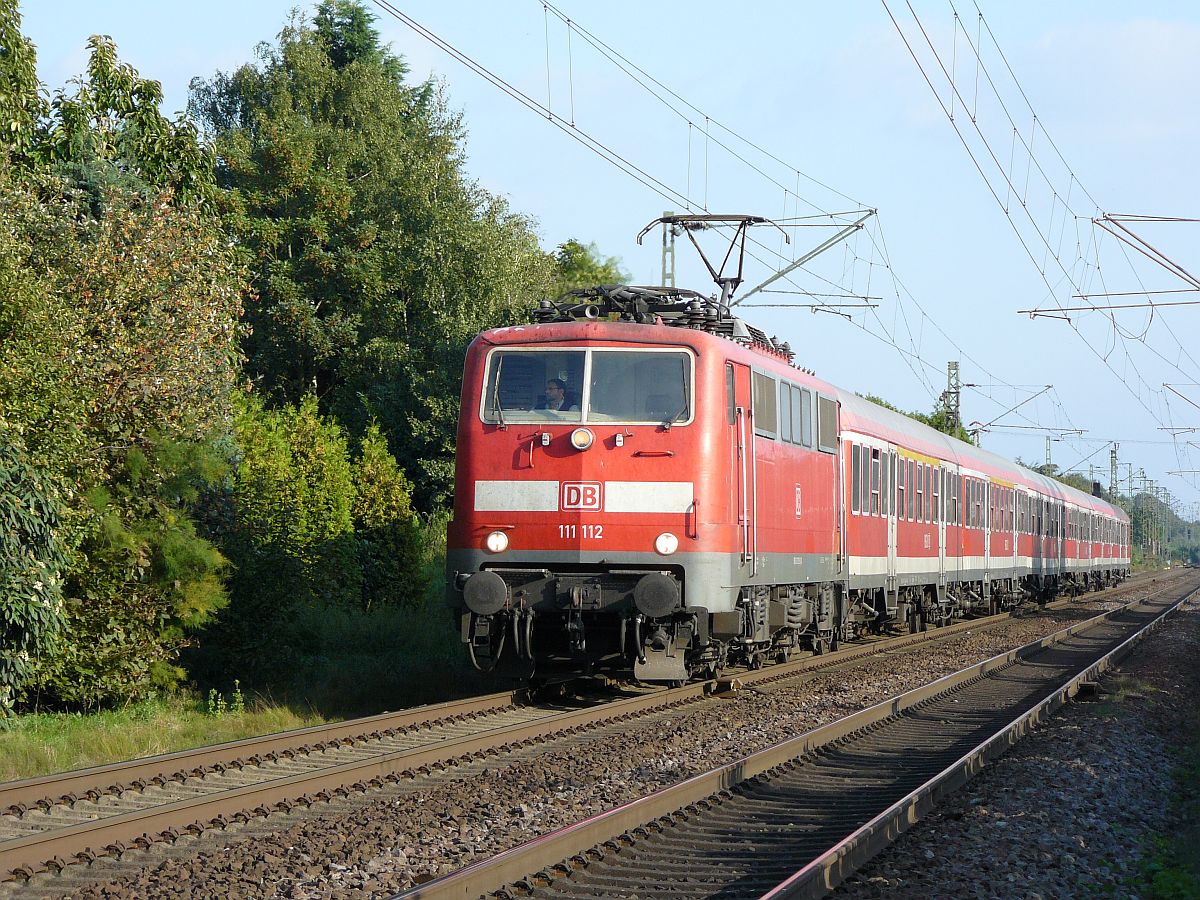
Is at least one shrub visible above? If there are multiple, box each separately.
[0,423,69,714]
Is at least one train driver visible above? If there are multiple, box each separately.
[539,378,579,413]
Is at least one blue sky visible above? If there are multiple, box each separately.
[19,1,1200,513]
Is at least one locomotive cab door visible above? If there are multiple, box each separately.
[727,362,755,576]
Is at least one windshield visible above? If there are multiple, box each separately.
[481,348,692,425]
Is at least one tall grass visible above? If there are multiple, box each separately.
[0,696,325,782]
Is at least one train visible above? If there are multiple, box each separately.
[445,283,1130,683]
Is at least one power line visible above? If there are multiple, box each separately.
[881,0,1192,454]
[371,0,695,210]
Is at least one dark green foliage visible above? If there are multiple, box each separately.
[199,509,505,716]
[0,423,68,714]
[314,0,406,78]
[33,439,231,708]
[188,1,555,508]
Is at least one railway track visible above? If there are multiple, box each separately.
[399,575,1196,900]
[0,570,1175,886]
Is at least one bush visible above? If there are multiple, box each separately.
[30,437,230,709]
[0,422,69,714]
[219,511,499,716]
[0,165,244,709]
[192,394,430,692]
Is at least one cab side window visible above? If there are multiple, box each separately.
[726,364,736,425]
[753,372,777,438]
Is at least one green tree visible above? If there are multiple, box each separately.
[189,0,555,508]
[554,239,629,294]
[859,393,973,443]
[6,186,245,707]
[353,422,423,609]
[315,0,405,78]
[0,0,46,162]
[0,17,245,708]
[34,438,232,708]
[38,35,214,203]
[233,393,358,607]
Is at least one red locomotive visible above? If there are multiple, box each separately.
[445,227,1130,684]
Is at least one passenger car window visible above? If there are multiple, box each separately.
[870,449,881,516]
[791,388,804,446]
[851,443,861,514]
[817,396,837,452]
[800,389,813,447]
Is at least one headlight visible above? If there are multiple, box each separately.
[570,427,594,451]
[485,530,510,553]
[655,532,679,555]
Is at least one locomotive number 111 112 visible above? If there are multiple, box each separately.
[558,524,604,539]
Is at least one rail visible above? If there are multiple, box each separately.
[395,576,1195,899]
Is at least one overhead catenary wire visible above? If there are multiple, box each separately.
[371,0,695,210]
[882,0,1197,492]
[534,0,1067,418]
[378,0,1192,499]
[403,0,1091,437]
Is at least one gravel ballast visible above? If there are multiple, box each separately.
[5,580,1196,900]
[834,592,1200,900]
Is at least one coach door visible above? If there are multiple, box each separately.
[984,481,993,586]
[727,362,755,577]
[942,467,957,584]
[936,465,946,586]
[886,450,897,592]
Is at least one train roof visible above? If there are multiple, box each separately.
[836,391,1126,520]
[501,285,1127,523]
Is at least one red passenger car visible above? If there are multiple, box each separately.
[446,286,1130,683]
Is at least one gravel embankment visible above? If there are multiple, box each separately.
[7,581,1192,900]
[835,592,1200,900]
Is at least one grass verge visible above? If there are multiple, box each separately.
[0,695,328,783]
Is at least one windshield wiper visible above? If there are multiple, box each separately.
[663,392,690,427]
[491,357,507,429]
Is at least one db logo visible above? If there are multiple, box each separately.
[561,481,602,511]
